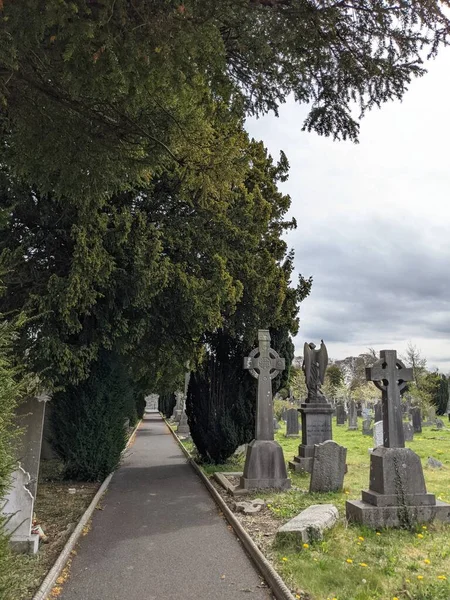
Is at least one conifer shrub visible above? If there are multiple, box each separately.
[135,394,146,420]
[158,392,176,418]
[50,350,130,481]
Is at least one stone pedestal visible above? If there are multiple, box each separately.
[177,410,190,434]
[346,447,450,527]
[240,440,291,490]
[289,403,333,473]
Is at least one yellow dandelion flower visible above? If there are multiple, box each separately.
[417,533,424,539]
[282,557,288,562]
[405,579,410,583]
[422,525,427,530]
[417,575,424,580]
[357,542,361,546]
[424,559,431,565]
[376,532,381,536]
[438,575,447,581]
[303,543,309,549]
[346,558,353,564]
[359,563,368,567]
[393,597,399,600]
[358,536,364,541]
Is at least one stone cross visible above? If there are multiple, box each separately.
[244,330,285,441]
[366,350,413,448]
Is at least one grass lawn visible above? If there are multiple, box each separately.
[190,418,450,600]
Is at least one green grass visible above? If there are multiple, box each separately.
[186,418,450,600]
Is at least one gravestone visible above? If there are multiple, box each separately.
[423,406,436,426]
[346,349,450,527]
[171,391,184,422]
[348,400,358,430]
[309,441,347,493]
[434,419,445,430]
[177,371,191,434]
[290,341,334,473]
[285,409,299,437]
[362,406,371,418]
[281,408,288,422]
[273,418,281,431]
[362,417,373,436]
[2,467,38,553]
[374,401,382,423]
[373,421,383,448]
[336,404,346,425]
[403,422,414,441]
[40,401,57,460]
[239,330,290,491]
[410,407,422,433]
[145,394,159,412]
[2,393,50,553]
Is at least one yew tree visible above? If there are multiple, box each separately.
[1,0,449,199]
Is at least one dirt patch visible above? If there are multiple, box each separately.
[210,477,282,560]
[16,461,100,600]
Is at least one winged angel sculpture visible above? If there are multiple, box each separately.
[302,340,328,403]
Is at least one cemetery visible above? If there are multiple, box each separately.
[2,4,450,600]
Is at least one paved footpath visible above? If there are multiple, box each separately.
[60,413,273,600]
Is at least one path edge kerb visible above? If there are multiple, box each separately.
[32,419,143,600]
[164,418,296,600]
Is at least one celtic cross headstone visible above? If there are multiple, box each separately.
[347,349,450,528]
[239,330,290,491]
[243,330,285,441]
[365,350,413,448]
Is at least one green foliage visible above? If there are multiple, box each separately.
[0,314,31,600]
[186,334,255,464]
[273,398,292,421]
[50,350,131,481]
[1,1,449,200]
[428,374,449,416]
[135,394,146,420]
[158,392,177,419]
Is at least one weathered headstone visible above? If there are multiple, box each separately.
[427,457,443,469]
[276,504,339,546]
[171,391,184,422]
[145,394,159,412]
[374,401,382,423]
[285,408,299,437]
[410,407,422,433]
[346,349,450,527]
[403,422,414,441]
[290,341,334,473]
[177,370,191,434]
[273,418,281,431]
[240,330,290,490]
[348,400,358,430]
[2,394,49,553]
[423,406,436,426]
[362,417,373,436]
[309,441,347,493]
[281,408,288,422]
[373,421,383,448]
[434,419,445,430]
[336,403,346,425]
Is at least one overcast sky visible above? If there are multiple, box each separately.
[246,48,450,372]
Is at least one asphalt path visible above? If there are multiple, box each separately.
[59,412,273,600]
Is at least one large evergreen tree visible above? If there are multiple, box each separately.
[0,1,449,198]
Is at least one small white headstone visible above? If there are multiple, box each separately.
[3,466,38,552]
[373,420,383,448]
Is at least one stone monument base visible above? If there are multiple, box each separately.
[346,499,450,528]
[289,453,314,474]
[177,411,190,434]
[346,447,450,527]
[289,402,333,473]
[240,440,291,491]
[10,533,39,554]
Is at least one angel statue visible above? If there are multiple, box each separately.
[302,340,328,403]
